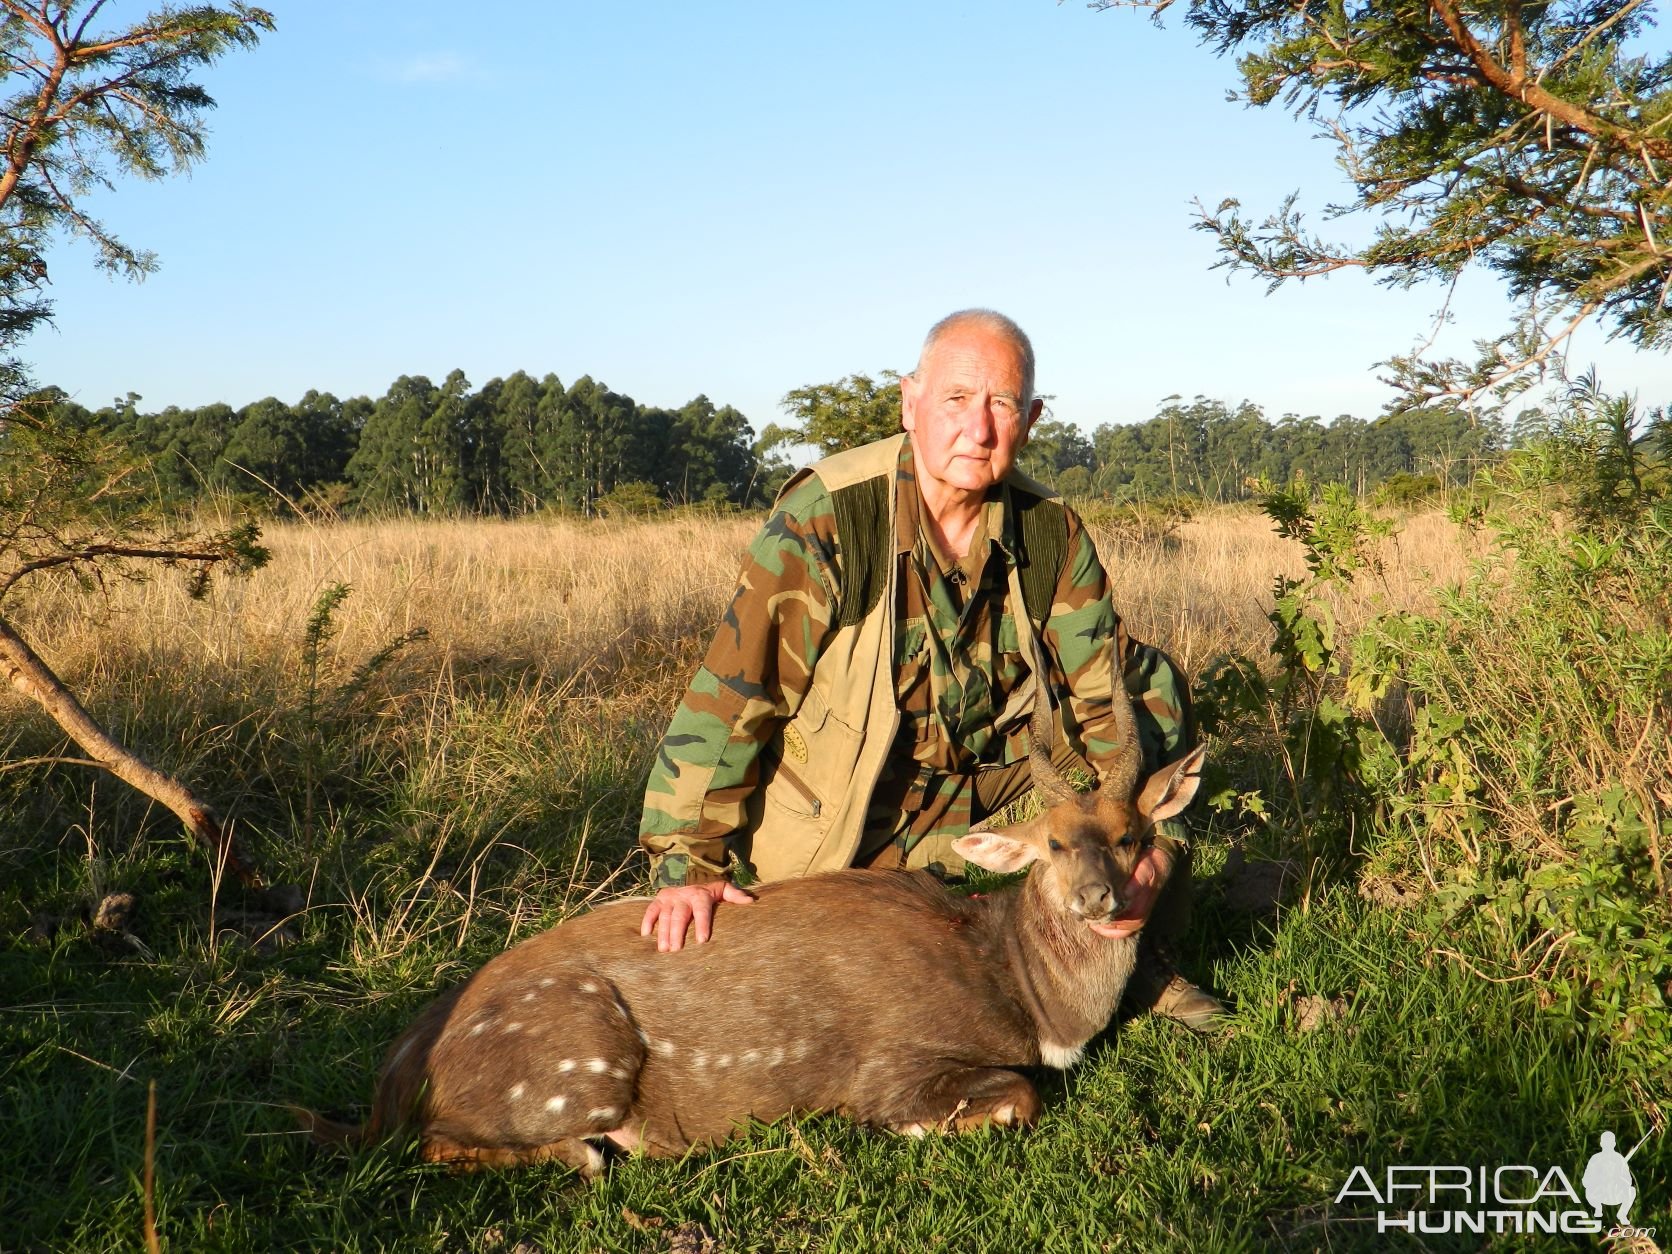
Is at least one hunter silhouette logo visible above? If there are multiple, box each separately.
[1335,1127,1658,1238]
[1582,1130,1648,1227]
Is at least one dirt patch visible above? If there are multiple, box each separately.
[1357,871,1429,910]
[1217,849,1301,915]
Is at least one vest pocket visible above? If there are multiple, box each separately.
[760,683,841,823]
[761,753,824,820]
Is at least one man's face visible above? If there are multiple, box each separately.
[900,324,1042,502]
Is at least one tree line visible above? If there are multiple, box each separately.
[33,368,1523,518]
[42,370,761,514]
[770,376,1513,506]
[1045,395,1505,503]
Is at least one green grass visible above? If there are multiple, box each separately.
[3,800,1662,1252]
[2,494,1666,1252]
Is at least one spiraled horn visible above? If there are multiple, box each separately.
[1022,601,1079,807]
[1029,681,1077,807]
[1103,663,1142,802]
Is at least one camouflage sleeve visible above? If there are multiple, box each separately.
[1041,509,1194,780]
[638,475,838,887]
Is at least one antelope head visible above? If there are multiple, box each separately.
[954,745,1205,933]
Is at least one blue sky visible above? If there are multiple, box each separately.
[24,0,1672,434]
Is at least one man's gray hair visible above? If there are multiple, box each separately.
[916,309,1037,406]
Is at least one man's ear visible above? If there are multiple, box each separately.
[1135,745,1207,824]
[899,371,919,433]
[1025,396,1044,434]
[954,818,1045,874]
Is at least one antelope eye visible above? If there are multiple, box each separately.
[1047,838,1065,853]
[1117,835,1135,848]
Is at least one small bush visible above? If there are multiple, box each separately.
[596,480,665,517]
[1078,495,1194,552]
[1370,471,1440,508]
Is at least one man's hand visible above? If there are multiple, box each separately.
[1087,844,1174,941]
[640,880,756,953]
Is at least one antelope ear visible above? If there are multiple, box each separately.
[954,823,1044,874]
[1136,745,1207,823]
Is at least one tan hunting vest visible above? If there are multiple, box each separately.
[735,434,1068,883]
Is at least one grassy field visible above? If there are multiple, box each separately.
[1,505,1664,1252]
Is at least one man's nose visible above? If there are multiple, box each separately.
[962,400,996,444]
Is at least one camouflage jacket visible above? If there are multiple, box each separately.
[639,434,1193,886]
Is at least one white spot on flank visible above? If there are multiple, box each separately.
[742,1049,761,1064]
[580,981,599,994]
[609,1065,632,1080]
[544,1095,567,1113]
[767,1046,785,1066]
[636,1028,650,1045]
[557,1059,577,1073]
[715,1054,732,1068]
[691,1051,708,1069]
[469,1017,493,1037]
[587,1106,621,1122]
[539,978,555,988]
[654,1039,676,1057]
[503,1022,524,1034]
[1038,1041,1085,1070]
[507,1083,526,1101]
[585,1058,609,1073]
[521,991,536,1002]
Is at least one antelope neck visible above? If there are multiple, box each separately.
[999,866,1138,1052]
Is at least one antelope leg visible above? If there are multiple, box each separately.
[882,1066,1042,1136]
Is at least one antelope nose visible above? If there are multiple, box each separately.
[1073,882,1117,919]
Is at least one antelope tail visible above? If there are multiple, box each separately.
[290,1105,373,1150]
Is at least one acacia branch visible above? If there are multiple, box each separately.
[1544,0,1652,79]
[0,610,265,887]
[1428,0,1672,161]
[0,542,233,599]
[68,0,109,49]
[0,11,68,208]
[1504,0,1526,82]
[1493,171,1638,223]
[1385,296,1603,405]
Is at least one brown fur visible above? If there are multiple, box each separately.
[300,748,1204,1173]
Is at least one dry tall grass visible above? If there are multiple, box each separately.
[3,505,1484,710]
[1097,506,1484,676]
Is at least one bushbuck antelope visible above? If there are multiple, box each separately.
[304,690,1205,1177]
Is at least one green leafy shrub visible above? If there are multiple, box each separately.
[1352,490,1670,1071]
[1200,437,1670,1073]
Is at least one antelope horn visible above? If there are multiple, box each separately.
[1103,665,1143,802]
[1029,681,1077,807]
[1023,601,1080,807]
